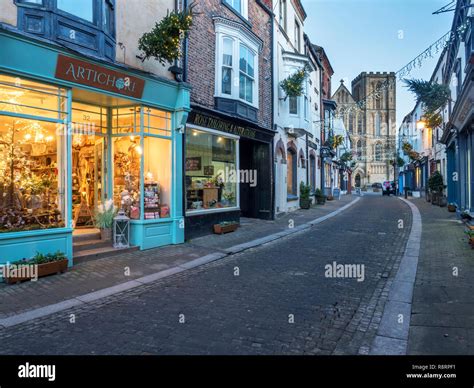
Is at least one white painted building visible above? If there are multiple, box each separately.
[272,0,322,214]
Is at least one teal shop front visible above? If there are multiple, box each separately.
[0,31,190,269]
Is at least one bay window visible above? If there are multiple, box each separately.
[239,45,255,104]
[57,0,94,22]
[215,21,260,108]
[222,38,233,96]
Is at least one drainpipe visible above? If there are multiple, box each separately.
[258,0,275,219]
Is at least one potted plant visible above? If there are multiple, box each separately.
[315,188,326,205]
[213,221,239,234]
[447,203,456,212]
[299,182,312,209]
[94,199,117,242]
[5,251,68,284]
[428,171,445,206]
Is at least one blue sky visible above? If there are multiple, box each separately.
[302,0,454,125]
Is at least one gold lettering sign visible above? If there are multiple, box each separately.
[192,113,256,138]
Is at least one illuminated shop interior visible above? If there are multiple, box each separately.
[0,73,173,234]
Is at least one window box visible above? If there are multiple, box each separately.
[213,221,239,234]
[5,259,68,285]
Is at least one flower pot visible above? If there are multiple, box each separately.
[448,204,456,212]
[100,228,112,242]
[5,259,68,285]
[316,196,326,205]
[439,197,447,207]
[213,223,238,235]
[299,198,312,209]
[327,195,334,201]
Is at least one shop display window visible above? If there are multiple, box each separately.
[113,136,141,219]
[112,105,172,220]
[143,107,171,137]
[186,128,238,212]
[112,106,140,134]
[0,116,66,232]
[0,74,67,120]
[72,102,107,134]
[143,137,172,219]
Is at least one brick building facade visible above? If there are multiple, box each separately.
[184,0,275,239]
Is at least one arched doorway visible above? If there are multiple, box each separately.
[275,147,286,214]
[355,173,361,188]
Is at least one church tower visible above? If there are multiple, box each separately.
[333,72,396,188]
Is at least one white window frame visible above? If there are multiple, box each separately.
[215,22,259,109]
[224,0,248,19]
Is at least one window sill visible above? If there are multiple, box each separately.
[186,207,240,216]
[287,195,298,202]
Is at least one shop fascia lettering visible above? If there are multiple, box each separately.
[64,62,137,93]
[193,114,256,138]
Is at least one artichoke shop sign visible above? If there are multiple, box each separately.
[55,54,145,98]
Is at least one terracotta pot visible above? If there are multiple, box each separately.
[100,228,112,241]
[213,223,238,234]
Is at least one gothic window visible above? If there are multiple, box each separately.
[375,143,382,161]
[357,114,363,134]
[356,139,362,157]
[349,112,354,133]
[375,112,381,136]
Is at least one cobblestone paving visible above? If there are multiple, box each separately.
[0,196,411,355]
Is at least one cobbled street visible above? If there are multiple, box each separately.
[0,196,412,355]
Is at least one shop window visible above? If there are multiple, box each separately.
[143,107,171,137]
[72,102,107,134]
[57,0,94,23]
[113,136,141,219]
[112,107,140,134]
[0,74,67,120]
[186,128,238,212]
[143,137,172,219]
[0,116,66,232]
[287,149,296,196]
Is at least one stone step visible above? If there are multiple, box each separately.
[73,231,101,242]
[73,245,139,264]
[73,239,112,253]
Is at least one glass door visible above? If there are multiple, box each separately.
[71,102,108,228]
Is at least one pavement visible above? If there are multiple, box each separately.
[0,194,355,323]
[0,194,413,355]
[1,193,471,355]
[407,198,474,355]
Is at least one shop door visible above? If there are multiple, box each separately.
[239,139,271,219]
[71,134,107,228]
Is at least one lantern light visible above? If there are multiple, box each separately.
[113,210,130,249]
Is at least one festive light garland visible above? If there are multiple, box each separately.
[335,17,472,119]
